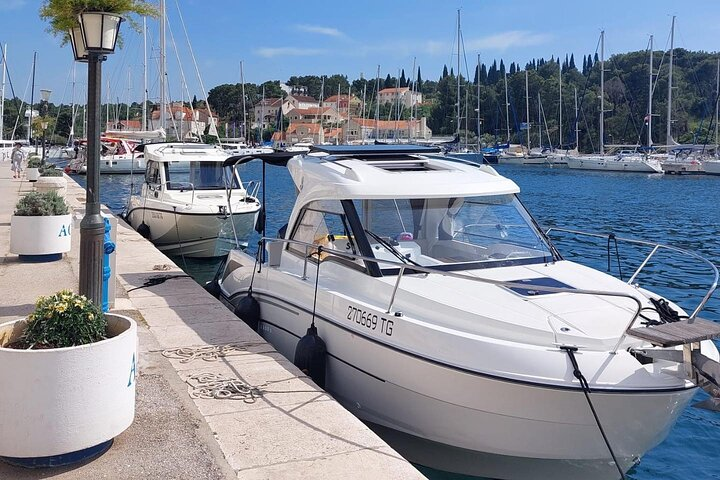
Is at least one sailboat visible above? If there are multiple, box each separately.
[566,31,662,173]
[443,11,484,164]
[498,70,547,165]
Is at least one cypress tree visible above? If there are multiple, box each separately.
[442,64,449,78]
[587,54,593,72]
[569,53,576,70]
[416,67,422,90]
[499,59,506,77]
[480,63,488,84]
[594,52,599,63]
[400,69,407,87]
[385,73,393,88]
[582,56,587,75]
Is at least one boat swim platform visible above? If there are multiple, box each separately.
[629,318,720,347]
[0,171,424,479]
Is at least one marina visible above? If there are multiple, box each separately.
[3,1,720,479]
[59,149,720,480]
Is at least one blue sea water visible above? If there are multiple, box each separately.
[72,160,720,480]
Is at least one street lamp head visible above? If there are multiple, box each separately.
[40,89,52,102]
[78,12,123,55]
[41,121,48,130]
[69,26,89,63]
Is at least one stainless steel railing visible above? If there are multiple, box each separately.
[260,236,646,354]
[545,227,718,320]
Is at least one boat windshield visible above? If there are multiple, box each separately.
[353,195,556,271]
[166,161,240,190]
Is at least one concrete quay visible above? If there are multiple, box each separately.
[0,170,425,480]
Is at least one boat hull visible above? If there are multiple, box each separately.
[567,156,662,173]
[99,155,145,174]
[220,275,694,479]
[498,155,547,165]
[126,202,259,257]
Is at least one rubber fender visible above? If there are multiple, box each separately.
[204,279,220,298]
[234,294,260,331]
[294,324,327,389]
[136,222,151,239]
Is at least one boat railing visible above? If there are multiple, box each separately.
[243,180,261,200]
[261,236,647,354]
[544,227,718,321]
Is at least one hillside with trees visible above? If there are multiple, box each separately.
[2,48,719,152]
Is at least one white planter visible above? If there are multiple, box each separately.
[10,214,72,256]
[35,176,68,198]
[26,167,40,182]
[0,313,137,458]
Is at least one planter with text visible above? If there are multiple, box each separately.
[10,191,71,261]
[0,312,137,466]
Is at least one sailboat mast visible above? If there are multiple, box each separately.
[504,71,510,142]
[29,52,36,144]
[648,35,653,147]
[142,17,147,131]
[537,92,541,149]
[558,59,562,148]
[666,16,675,147]
[0,44,6,141]
[159,0,167,132]
[456,9,461,139]
[69,62,75,144]
[525,69,530,151]
[374,65,380,141]
[574,87,579,148]
[600,30,605,155]
[240,61,247,144]
[476,54,481,153]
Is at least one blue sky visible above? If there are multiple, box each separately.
[1,0,719,107]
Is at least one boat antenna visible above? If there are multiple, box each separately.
[310,247,322,329]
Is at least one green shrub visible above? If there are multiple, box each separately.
[14,191,69,216]
[40,165,64,177]
[27,156,42,168]
[22,290,106,348]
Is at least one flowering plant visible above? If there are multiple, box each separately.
[21,290,106,348]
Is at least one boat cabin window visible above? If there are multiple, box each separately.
[353,194,556,272]
[288,200,361,266]
[165,161,240,190]
[145,161,161,185]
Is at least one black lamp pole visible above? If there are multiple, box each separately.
[78,50,105,305]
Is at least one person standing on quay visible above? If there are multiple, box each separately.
[10,142,24,179]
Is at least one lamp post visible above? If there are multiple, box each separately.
[70,12,122,306]
[39,89,51,163]
[40,120,48,161]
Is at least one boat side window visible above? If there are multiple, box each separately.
[288,200,361,267]
[145,161,161,186]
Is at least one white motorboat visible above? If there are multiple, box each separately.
[125,143,261,258]
[566,151,663,173]
[65,137,145,174]
[497,144,548,165]
[213,144,720,479]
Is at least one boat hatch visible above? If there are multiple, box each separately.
[505,277,575,296]
[363,159,446,172]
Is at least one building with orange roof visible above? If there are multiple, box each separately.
[378,87,422,109]
[343,117,431,142]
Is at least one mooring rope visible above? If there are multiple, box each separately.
[161,342,269,363]
[186,372,263,402]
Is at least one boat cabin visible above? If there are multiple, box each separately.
[277,145,558,276]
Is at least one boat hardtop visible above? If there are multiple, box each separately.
[141,142,228,163]
[288,146,519,203]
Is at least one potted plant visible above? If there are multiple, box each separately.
[10,191,72,260]
[0,290,137,467]
[26,155,42,182]
[35,164,68,198]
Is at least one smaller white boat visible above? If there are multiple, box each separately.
[703,158,720,175]
[125,143,261,258]
[497,144,548,165]
[567,151,662,173]
[65,137,145,174]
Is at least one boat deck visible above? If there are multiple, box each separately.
[628,318,720,347]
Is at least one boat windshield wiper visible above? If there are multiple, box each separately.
[364,229,423,267]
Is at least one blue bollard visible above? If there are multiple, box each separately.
[102,217,116,312]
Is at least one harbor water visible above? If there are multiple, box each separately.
[71,160,720,480]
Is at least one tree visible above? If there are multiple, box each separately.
[499,59,505,77]
[569,53,576,71]
[400,69,407,88]
[416,67,423,91]
[442,65,449,78]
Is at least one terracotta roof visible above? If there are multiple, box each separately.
[287,123,322,134]
[255,98,283,108]
[120,120,142,128]
[351,118,419,129]
[379,87,410,94]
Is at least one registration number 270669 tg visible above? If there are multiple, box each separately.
[346,305,393,336]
